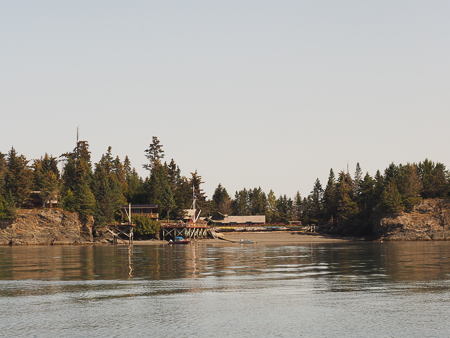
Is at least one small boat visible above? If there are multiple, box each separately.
[238,239,256,244]
[168,236,190,245]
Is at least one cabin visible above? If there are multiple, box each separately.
[25,191,59,209]
[206,213,266,226]
[121,204,159,221]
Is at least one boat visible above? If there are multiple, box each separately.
[168,236,190,245]
[238,239,256,244]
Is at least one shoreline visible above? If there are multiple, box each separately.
[132,231,361,246]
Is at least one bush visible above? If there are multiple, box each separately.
[0,194,16,220]
[132,215,161,235]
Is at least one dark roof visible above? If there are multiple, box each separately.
[120,204,158,209]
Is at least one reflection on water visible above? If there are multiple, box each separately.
[1,242,450,337]
[1,242,450,284]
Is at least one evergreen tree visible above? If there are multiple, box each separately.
[354,162,363,196]
[73,160,96,220]
[167,159,181,192]
[173,176,193,219]
[395,164,422,211]
[233,189,250,215]
[4,147,32,207]
[190,170,207,214]
[32,154,60,207]
[145,162,174,218]
[383,163,399,186]
[266,190,277,223]
[335,171,358,220]
[276,195,292,224]
[358,172,375,219]
[379,181,404,213]
[212,183,232,215]
[309,178,323,223]
[418,159,448,198]
[93,165,113,225]
[374,170,384,202]
[0,152,6,194]
[322,169,336,222]
[143,136,165,172]
[123,156,133,181]
[113,156,128,193]
[293,192,303,222]
[301,196,311,224]
[249,187,267,215]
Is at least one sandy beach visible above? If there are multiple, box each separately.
[133,231,358,245]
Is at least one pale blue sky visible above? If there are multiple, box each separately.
[1,1,449,199]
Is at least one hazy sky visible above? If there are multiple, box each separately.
[1,1,449,199]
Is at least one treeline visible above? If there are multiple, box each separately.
[211,161,450,233]
[0,137,206,225]
[1,136,450,235]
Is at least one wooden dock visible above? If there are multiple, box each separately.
[106,223,135,245]
[161,224,208,241]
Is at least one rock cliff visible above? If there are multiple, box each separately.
[373,199,450,241]
[0,209,94,245]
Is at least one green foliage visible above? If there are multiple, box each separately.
[322,169,336,222]
[358,172,375,219]
[132,215,161,235]
[62,189,76,212]
[4,147,32,207]
[145,162,175,218]
[212,183,231,214]
[418,159,449,198]
[309,178,323,222]
[379,181,404,213]
[4,134,450,238]
[33,154,60,207]
[0,193,16,220]
[336,171,358,220]
[143,136,165,172]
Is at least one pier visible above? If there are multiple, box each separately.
[161,224,208,241]
[106,223,135,245]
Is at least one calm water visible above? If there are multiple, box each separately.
[1,241,450,337]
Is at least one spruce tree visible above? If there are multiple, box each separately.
[4,147,32,207]
[212,183,232,215]
[190,170,207,214]
[0,152,6,194]
[73,160,96,220]
[250,187,267,215]
[310,178,323,223]
[322,169,336,222]
[233,189,250,215]
[354,163,363,196]
[266,190,277,223]
[293,192,303,222]
[396,164,422,211]
[358,172,375,219]
[143,136,165,172]
[335,171,358,220]
[173,176,193,218]
[379,181,404,213]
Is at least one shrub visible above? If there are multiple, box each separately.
[132,215,161,235]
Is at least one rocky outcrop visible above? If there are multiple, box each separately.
[0,209,94,245]
[373,199,450,241]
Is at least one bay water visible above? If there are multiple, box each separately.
[1,241,450,337]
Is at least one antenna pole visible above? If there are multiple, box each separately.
[193,185,196,226]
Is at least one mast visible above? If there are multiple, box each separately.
[193,185,196,225]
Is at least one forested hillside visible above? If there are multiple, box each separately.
[1,137,449,236]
